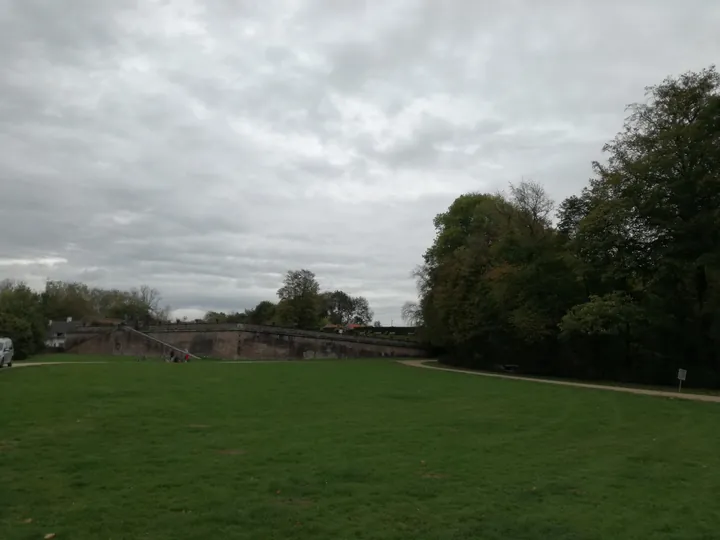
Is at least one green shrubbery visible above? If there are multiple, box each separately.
[415,67,720,387]
[0,280,168,359]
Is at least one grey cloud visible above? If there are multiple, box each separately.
[0,0,129,57]
[77,267,109,282]
[1,0,719,324]
[366,117,507,170]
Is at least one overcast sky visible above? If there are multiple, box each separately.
[1,0,719,323]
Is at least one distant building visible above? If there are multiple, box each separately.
[45,317,82,349]
[346,324,367,331]
[321,324,343,333]
[321,323,369,334]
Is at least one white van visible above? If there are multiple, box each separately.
[0,337,14,368]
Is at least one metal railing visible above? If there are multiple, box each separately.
[123,326,201,359]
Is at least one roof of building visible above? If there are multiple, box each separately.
[46,320,83,338]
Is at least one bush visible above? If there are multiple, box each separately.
[0,312,37,360]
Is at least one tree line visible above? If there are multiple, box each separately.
[203,269,377,329]
[0,269,377,359]
[0,280,168,359]
[409,67,720,387]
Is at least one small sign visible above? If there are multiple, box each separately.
[677,368,687,393]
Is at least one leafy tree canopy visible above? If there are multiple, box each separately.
[413,66,720,386]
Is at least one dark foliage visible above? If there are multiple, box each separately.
[416,67,720,387]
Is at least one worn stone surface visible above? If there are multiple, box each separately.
[67,325,426,360]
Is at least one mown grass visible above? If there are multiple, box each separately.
[12,353,137,363]
[1,360,719,539]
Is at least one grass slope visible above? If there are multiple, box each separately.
[1,361,719,539]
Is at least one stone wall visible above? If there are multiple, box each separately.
[67,324,427,360]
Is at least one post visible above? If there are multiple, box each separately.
[677,368,687,393]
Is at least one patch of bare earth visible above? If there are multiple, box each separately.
[216,449,246,455]
[421,472,448,479]
[418,459,448,479]
[276,498,314,508]
[0,440,17,452]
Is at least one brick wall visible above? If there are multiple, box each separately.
[67,325,427,360]
[235,329,425,359]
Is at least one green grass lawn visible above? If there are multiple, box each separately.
[13,353,138,363]
[2,360,720,540]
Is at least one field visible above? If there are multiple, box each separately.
[2,357,720,539]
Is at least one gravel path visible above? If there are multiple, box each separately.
[398,360,720,403]
[8,362,110,368]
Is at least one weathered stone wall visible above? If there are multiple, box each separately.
[67,324,427,360]
[234,328,424,359]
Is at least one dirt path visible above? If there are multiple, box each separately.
[398,360,720,403]
[8,362,110,368]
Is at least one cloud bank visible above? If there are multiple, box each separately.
[2,0,719,322]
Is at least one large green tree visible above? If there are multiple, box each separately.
[276,269,322,329]
[417,183,583,369]
[0,280,46,358]
[418,66,720,386]
[557,66,720,382]
[245,301,277,325]
[42,281,95,320]
[322,290,374,326]
[0,312,36,360]
[39,281,169,323]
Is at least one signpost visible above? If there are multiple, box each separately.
[677,368,687,392]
